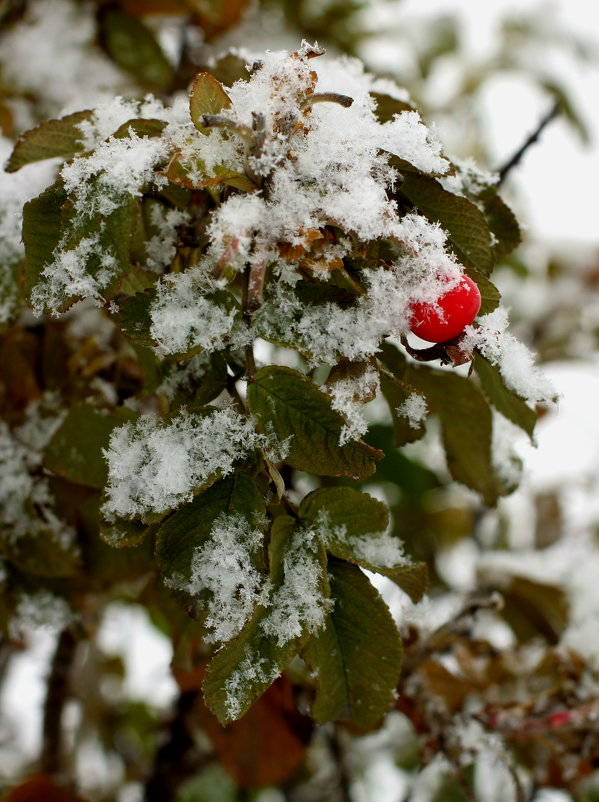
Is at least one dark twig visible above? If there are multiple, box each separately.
[144,690,210,802]
[496,100,561,187]
[40,628,77,776]
[327,725,354,802]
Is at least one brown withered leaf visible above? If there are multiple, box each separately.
[198,676,312,788]
[5,775,88,802]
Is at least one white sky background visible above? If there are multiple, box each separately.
[362,0,599,246]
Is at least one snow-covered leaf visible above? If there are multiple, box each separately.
[474,353,537,439]
[477,188,521,263]
[155,471,265,584]
[399,171,495,274]
[5,110,93,173]
[247,366,383,479]
[381,372,428,446]
[203,514,329,724]
[303,559,403,728]
[22,181,67,296]
[300,486,428,602]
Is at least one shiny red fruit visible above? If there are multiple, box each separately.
[408,274,481,343]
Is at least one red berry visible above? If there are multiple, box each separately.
[408,274,481,343]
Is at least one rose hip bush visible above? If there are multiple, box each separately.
[1,7,573,798]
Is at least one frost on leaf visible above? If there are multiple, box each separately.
[102,408,259,520]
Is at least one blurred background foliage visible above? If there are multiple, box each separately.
[1,1,599,800]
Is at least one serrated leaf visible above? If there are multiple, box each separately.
[474,353,536,438]
[247,366,382,480]
[44,404,138,489]
[405,362,502,505]
[190,72,232,133]
[300,487,428,602]
[399,172,495,274]
[100,9,174,90]
[303,559,402,728]
[22,181,67,295]
[203,515,329,724]
[5,110,93,172]
[155,472,265,582]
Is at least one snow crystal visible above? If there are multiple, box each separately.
[102,408,259,519]
[326,366,380,445]
[462,308,556,405]
[350,532,408,568]
[184,513,267,644]
[260,526,331,647]
[396,392,428,429]
[76,96,172,150]
[30,235,114,316]
[60,132,170,217]
[145,205,190,272]
[222,650,279,720]
[149,264,239,356]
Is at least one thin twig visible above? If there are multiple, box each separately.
[40,628,77,776]
[496,100,561,187]
[327,725,354,802]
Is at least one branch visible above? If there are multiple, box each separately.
[40,628,77,776]
[496,100,561,187]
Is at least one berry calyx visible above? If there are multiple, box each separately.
[408,274,482,343]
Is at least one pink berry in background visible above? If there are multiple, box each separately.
[408,274,482,343]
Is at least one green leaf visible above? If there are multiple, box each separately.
[303,559,403,728]
[22,181,67,295]
[464,268,500,315]
[406,363,501,504]
[117,289,157,347]
[247,366,382,480]
[300,487,428,602]
[474,353,537,439]
[190,72,232,133]
[100,9,174,90]
[44,404,138,489]
[399,172,495,274]
[155,472,265,583]
[203,515,329,724]
[5,110,93,172]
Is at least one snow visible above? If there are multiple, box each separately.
[463,308,557,404]
[102,408,260,519]
[396,391,428,429]
[149,264,240,356]
[326,366,380,445]
[177,512,268,644]
[260,525,331,647]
